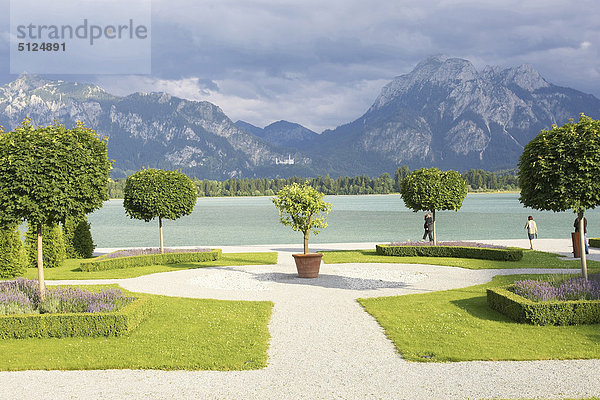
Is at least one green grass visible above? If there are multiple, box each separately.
[0,285,273,370]
[321,249,600,270]
[18,252,277,280]
[359,274,600,362]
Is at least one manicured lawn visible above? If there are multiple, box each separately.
[358,274,600,362]
[18,252,277,280]
[321,249,600,270]
[0,286,273,370]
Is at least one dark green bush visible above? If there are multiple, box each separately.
[25,223,66,268]
[589,238,600,248]
[80,249,223,272]
[0,225,27,278]
[375,244,523,261]
[487,286,600,325]
[63,216,95,259]
[0,296,151,339]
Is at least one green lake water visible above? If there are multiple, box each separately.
[87,193,599,248]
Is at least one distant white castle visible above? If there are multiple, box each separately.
[275,155,295,165]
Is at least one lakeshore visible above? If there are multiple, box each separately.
[88,193,598,248]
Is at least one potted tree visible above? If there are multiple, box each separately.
[272,183,332,278]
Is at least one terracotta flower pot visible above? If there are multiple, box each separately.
[292,253,323,278]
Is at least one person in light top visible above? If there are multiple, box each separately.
[524,215,538,250]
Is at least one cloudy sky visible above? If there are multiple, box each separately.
[1,0,599,132]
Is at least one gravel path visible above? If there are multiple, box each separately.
[2,239,600,399]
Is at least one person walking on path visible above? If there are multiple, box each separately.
[524,216,538,249]
[574,216,589,254]
[422,212,433,242]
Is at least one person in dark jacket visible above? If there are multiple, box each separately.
[422,213,433,242]
[574,216,589,254]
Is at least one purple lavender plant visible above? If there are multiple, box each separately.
[0,278,40,304]
[40,287,134,314]
[0,289,34,315]
[0,278,134,315]
[512,277,600,302]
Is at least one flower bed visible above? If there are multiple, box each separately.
[0,278,133,315]
[389,241,507,249]
[512,277,600,302]
[487,277,600,326]
[80,248,222,272]
[0,279,150,338]
[376,243,523,261]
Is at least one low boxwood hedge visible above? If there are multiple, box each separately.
[375,244,523,261]
[0,296,151,339]
[80,249,222,272]
[487,286,600,326]
[589,238,600,248]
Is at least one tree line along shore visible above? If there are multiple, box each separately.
[107,166,519,198]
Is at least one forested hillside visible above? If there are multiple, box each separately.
[107,167,518,198]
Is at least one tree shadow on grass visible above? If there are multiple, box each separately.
[451,295,514,323]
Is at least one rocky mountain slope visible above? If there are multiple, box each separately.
[0,75,309,178]
[2,56,599,178]
[236,120,318,150]
[313,55,600,173]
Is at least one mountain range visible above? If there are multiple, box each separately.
[1,55,599,178]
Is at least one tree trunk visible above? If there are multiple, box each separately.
[303,214,313,254]
[36,224,45,300]
[578,211,588,280]
[432,209,437,246]
[159,216,164,254]
[303,230,309,254]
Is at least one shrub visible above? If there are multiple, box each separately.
[0,225,27,278]
[25,223,66,268]
[102,247,212,259]
[63,216,95,259]
[487,286,600,325]
[589,238,600,248]
[80,249,223,272]
[0,296,151,338]
[376,244,523,261]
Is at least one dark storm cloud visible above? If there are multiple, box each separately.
[1,0,599,131]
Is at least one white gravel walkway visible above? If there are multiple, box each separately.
[2,239,600,399]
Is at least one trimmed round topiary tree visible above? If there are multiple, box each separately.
[25,223,66,269]
[124,169,197,253]
[0,225,27,278]
[0,119,110,297]
[519,114,600,279]
[400,168,468,245]
[63,216,95,259]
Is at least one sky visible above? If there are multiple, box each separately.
[1,0,599,132]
